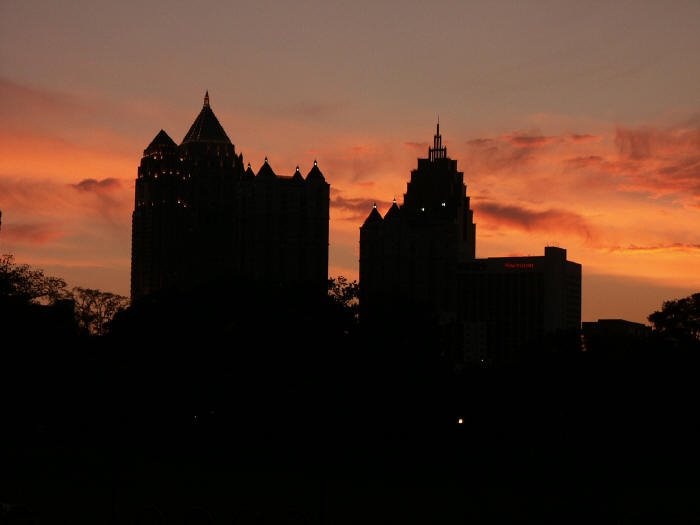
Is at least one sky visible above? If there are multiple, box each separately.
[1,0,699,323]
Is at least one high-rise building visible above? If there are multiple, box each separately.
[131,93,329,301]
[360,123,476,319]
[360,124,581,365]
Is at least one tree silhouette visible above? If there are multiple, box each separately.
[1,254,128,337]
[0,253,68,304]
[648,292,700,348]
[328,276,358,317]
[72,287,129,336]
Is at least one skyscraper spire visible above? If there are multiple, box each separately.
[429,118,447,161]
[203,90,210,108]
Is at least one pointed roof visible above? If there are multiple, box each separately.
[362,204,383,226]
[181,92,231,145]
[384,199,401,221]
[306,159,325,183]
[256,157,276,179]
[292,165,304,182]
[244,162,255,179]
[144,129,176,154]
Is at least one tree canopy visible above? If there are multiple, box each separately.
[0,253,68,304]
[648,292,700,348]
[1,253,128,336]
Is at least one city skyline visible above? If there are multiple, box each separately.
[1,1,699,323]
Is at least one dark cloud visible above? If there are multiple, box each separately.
[504,133,557,148]
[568,133,600,143]
[71,178,122,193]
[466,138,495,146]
[475,201,596,241]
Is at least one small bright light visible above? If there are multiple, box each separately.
[457,418,463,425]
[420,207,425,212]
[441,202,446,207]
[314,160,318,166]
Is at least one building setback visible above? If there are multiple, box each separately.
[131,93,329,301]
[360,124,581,365]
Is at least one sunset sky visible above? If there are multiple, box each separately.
[1,1,699,323]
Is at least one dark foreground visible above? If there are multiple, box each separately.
[3,335,700,524]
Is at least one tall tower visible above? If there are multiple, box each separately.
[359,123,476,319]
[178,91,243,286]
[131,129,183,299]
[131,93,330,302]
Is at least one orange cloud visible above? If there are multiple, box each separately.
[605,243,700,254]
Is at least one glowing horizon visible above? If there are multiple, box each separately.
[1,2,698,323]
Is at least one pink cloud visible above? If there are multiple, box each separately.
[610,124,700,205]
[1,222,64,245]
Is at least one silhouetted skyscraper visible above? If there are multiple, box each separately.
[360,123,476,318]
[131,93,329,300]
[360,124,581,365]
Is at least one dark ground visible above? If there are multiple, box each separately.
[2,288,700,524]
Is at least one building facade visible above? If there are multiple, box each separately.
[131,93,329,301]
[360,124,581,365]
